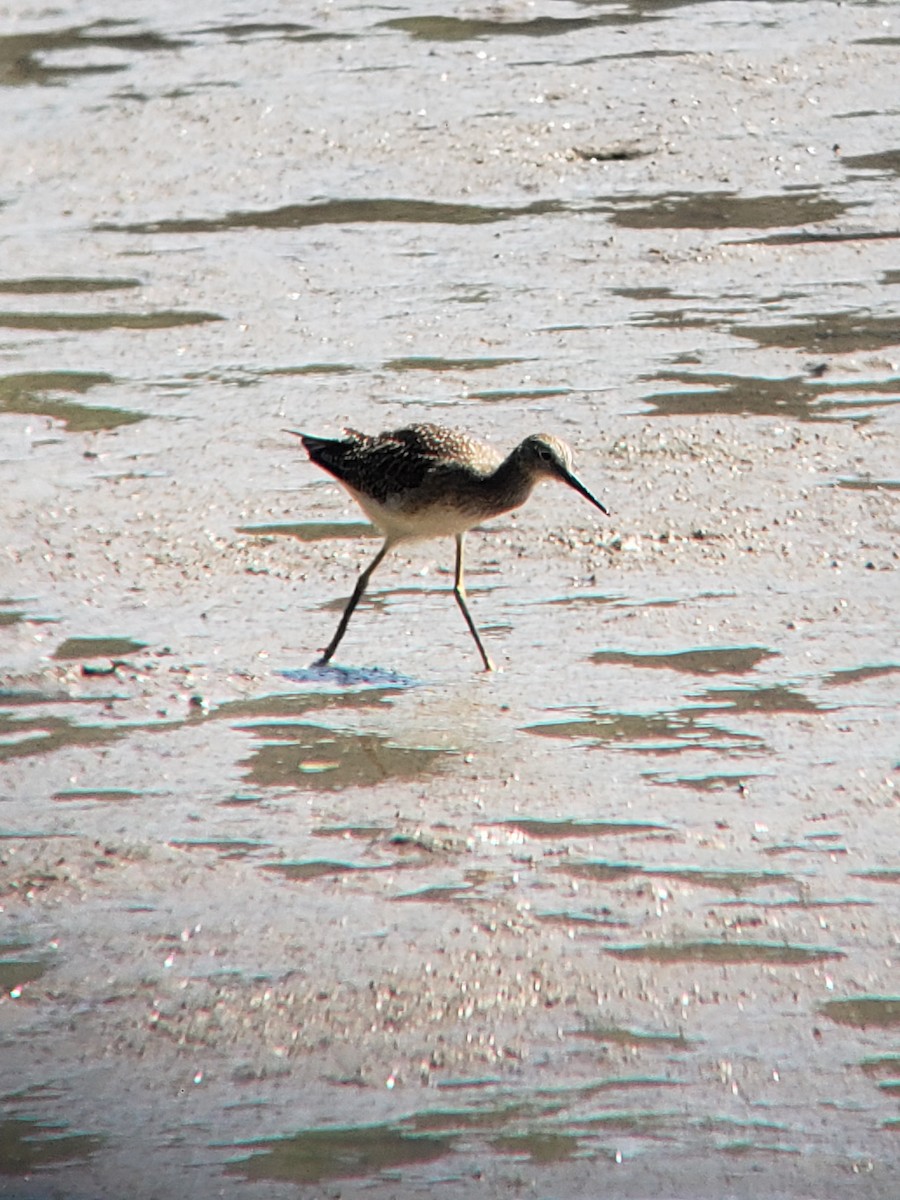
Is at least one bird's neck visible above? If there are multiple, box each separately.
[480,450,537,516]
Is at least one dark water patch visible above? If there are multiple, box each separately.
[0,21,187,86]
[98,198,568,235]
[445,285,494,305]
[0,605,60,626]
[693,1113,796,1140]
[4,396,144,431]
[0,829,78,839]
[689,684,822,715]
[469,386,573,402]
[432,1078,505,1092]
[238,722,450,790]
[552,859,645,884]
[0,688,150,764]
[729,227,900,247]
[643,367,900,424]
[1,1082,67,1105]
[495,818,672,839]
[717,1139,800,1157]
[408,1099,557,1132]
[555,860,793,894]
[393,881,474,903]
[842,148,900,175]
[262,860,394,882]
[860,1053,900,1077]
[490,1131,579,1163]
[592,646,776,676]
[813,385,900,422]
[849,868,900,884]
[542,591,620,609]
[0,956,50,992]
[380,15,602,41]
[0,1116,102,1173]
[53,788,141,803]
[585,47,693,64]
[654,865,796,893]
[632,306,723,334]
[218,791,264,807]
[834,477,900,493]
[645,770,763,792]
[53,636,146,661]
[0,276,141,294]
[821,995,900,1028]
[855,33,900,47]
[641,370,824,420]
[733,312,900,354]
[15,397,145,432]
[224,1121,452,1183]
[312,823,386,839]
[534,908,628,929]
[407,1104,536,1139]
[238,521,374,542]
[0,310,223,332]
[170,838,271,859]
[54,20,186,54]
[613,592,736,609]
[0,370,146,432]
[718,894,874,909]
[212,691,394,723]
[572,141,651,163]
[574,1023,694,1049]
[726,1135,810,1162]
[384,355,527,372]
[0,710,125,763]
[764,834,846,857]
[614,285,690,301]
[642,367,900,422]
[265,362,358,377]
[574,1075,685,1098]
[158,363,356,390]
[606,940,844,965]
[525,707,766,755]
[195,21,316,42]
[576,1108,677,1135]
[609,190,847,231]
[0,688,121,708]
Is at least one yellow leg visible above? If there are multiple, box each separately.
[319,540,392,664]
[453,533,495,672]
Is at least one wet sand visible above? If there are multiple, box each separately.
[1,1,898,1197]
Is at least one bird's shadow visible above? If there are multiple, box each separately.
[279,662,420,689]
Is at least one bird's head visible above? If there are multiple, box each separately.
[518,434,609,515]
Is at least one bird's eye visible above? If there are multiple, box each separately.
[537,445,553,461]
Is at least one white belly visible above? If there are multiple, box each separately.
[349,488,482,541]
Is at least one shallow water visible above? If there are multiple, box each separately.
[0,2,898,1198]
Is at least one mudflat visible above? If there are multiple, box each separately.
[0,2,897,1197]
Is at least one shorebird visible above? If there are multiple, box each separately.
[289,423,608,671]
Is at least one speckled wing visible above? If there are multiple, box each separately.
[307,424,501,506]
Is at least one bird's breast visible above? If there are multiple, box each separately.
[345,483,503,541]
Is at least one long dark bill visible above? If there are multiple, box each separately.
[561,469,609,516]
